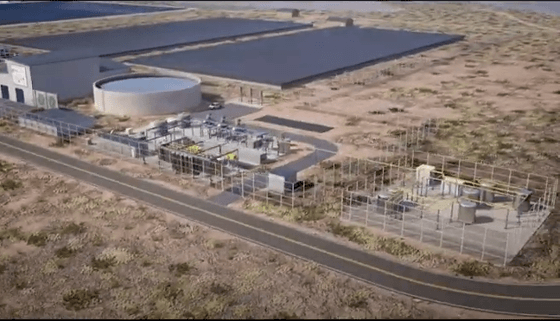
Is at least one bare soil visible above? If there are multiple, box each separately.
[0,155,518,319]
[1,2,560,316]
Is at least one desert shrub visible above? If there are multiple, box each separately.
[155,281,184,303]
[60,222,86,235]
[0,228,27,242]
[327,222,370,245]
[0,160,12,172]
[452,260,491,277]
[209,282,232,295]
[418,87,438,94]
[62,288,100,311]
[1,179,22,191]
[168,262,192,277]
[27,232,48,247]
[375,237,422,258]
[273,311,299,319]
[91,256,116,270]
[345,116,361,126]
[388,107,405,113]
[346,290,369,308]
[55,246,75,258]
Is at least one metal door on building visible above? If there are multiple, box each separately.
[1,85,8,99]
[15,88,24,103]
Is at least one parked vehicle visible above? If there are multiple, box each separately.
[208,102,223,110]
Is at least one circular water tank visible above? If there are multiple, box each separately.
[93,73,201,116]
[463,187,480,201]
[458,199,477,224]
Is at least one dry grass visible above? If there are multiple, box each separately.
[1,156,505,319]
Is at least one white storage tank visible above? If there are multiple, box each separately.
[462,187,481,201]
[93,73,201,116]
[458,199,477,224]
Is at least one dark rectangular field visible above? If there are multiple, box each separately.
[8,18,312,58]
[255,115,333,133]
[0,2,177,26]
[129,26,464,88]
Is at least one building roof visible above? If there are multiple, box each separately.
[7,49,98,66]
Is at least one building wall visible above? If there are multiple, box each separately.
[93,74,202,116]
[30,57,101,101]
[0,62,35,105]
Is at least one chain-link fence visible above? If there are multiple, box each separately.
[1,102,557,266]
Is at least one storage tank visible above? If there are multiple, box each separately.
[93,73,202,116]
[479,180,495,203]
[458,199,477,224]
[462,187,480,201]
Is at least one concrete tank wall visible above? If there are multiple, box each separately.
[93,73,201,116]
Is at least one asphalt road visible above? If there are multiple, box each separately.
[1,134,560,317]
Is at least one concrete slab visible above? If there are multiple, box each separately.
[208,191,242,206]
[255,115,333,133]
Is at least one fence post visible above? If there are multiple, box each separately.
[241,171,244,197]
[202,159,205,178]
[481,226,488,261]
[314,175,317,202]
[349,191,353,221]
[505,209,509,230]
[383,202,387,231]
[340,189,344,218]
[473,162,478,181]
[460,222,465,254]
[436,209,440,230]
[252,173,256,201]
[450,202,454,223]
[439,225,444,248]
[400,206,405,237]
[365,196,370,226]
[291,182,295,210]
[503,232,509,266]
[221,163,224,191]
[420,218,424,242]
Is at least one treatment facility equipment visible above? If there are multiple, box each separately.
[93,73,202,116]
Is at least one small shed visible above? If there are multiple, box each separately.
[327,16,354,27]
[278,8,300,17]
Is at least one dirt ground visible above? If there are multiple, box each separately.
[1,155,519,319]
[1,1,560,317]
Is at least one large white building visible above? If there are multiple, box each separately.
[0,50,129,106]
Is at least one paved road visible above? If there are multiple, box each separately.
[1,134,560,318]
